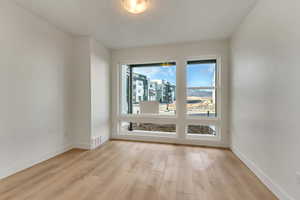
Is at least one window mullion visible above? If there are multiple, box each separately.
[176,59,186,139]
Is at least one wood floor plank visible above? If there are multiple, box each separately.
[0,141,278,200]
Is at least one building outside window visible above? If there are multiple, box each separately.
[121,63,177,115]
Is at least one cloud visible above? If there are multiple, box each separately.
[133,67,161,76]
[132,65,177,85]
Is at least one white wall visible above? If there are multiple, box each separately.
[0,0,73,178]
[90,39,111,145]
[71,37,111,149]
[230,0,300,199]
[71,37,92,148]
[112,40,230,147]
[0,1,111,179]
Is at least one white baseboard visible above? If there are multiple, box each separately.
[231,146,294,200]
[0,144,73,180]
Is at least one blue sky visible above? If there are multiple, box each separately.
[187,63,215,87]
[133,65,177,85]
[133,63,215,87]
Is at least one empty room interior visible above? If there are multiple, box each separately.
[0,0,299,199]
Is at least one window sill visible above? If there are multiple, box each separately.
[120,131,177,138]
[186,133,221,141]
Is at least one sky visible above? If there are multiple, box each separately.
[133,63,215,87]
[187,63,215,87]
[133,65,176,85]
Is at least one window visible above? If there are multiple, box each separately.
[187,125,216,136]
[121,62,176,115]
[120,121,176,135]
[186,60,217,118]
[117,57,221,140]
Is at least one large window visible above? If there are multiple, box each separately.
[121,62,176,115]
[186,60,217,117]
[117,58,220,140]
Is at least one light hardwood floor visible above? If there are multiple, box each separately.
[0,141,277,200]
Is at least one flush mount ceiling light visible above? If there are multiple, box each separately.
[122,0,149,14]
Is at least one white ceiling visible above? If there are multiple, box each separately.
[14,0,257,49]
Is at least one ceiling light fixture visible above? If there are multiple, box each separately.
[122,0,149,14]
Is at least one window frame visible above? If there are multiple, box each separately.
[118,120,177,138]
[115,56,222,142]
[185,123,221,141]
[182,56,222,141]
[184,57,221,121]
[118,60,178,119]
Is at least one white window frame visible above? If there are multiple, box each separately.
[114,56,222,142]
[119,120,177,138]
[117,60,178,119]
[185,57,221,120]
[183,56,222,140]
[185,123,221,141]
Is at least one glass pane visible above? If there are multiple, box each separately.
[121,63,176,115]
[121,122,176,133]
[187,60,216,87]
[187,88,216,117]
[187,125,216,136]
